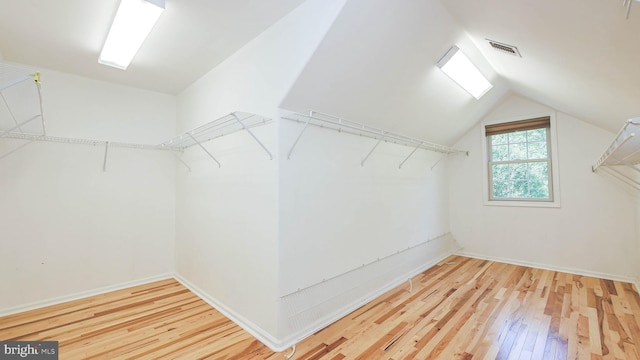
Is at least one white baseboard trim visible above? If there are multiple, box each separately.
[0,273,174,317]
[276,247,458,350]
[172,274,287,352]
[456,250,640,292]
[0,249,463,354]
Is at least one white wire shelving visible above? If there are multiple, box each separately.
[282,111,467,168]
[0,62,46,138]
[592,118,640,189]
[1,111,272,171]
[161,112,273,169]
[0,64,273,171]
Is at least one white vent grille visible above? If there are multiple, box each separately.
[486,39,521,57]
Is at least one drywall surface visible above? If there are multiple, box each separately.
[277,116,458,343]
[0,68,176,312]
[174,0,346,345]
[280,0,509,145]
[173,123,279,342]
[449,94,639,280]
[177,0,346,129]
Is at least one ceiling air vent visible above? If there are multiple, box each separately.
[486,39,521,57]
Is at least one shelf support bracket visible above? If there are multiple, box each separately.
[361,135,385,166]
[399,142,422,169]
[286,113,312,160]
[35,73,47,136]
[172,151,192,172]
[0,114,42,138]
[0,140,35,160]
[102,141,110,172]
[602,166,640,190]
[284,344,296,360]
[188,133,221,168]
[430,154,448,170]
[1,92,24,134]
[231,113,273,160]
[625,164,640,175]
[0,74,31,92]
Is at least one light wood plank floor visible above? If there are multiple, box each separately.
[2,256,640,359]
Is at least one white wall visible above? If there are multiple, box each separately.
[449,94,640,281]
[277,117,459,344]
[174,0,461,347]
[279,122,454,293]
[0,68,177,313]
[174,0,346,348]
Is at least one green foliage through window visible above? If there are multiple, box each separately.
[487,127,552,200]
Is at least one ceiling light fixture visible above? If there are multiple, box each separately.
[99,0,165,70]
[437,45,493,100]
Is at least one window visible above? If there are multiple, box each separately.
[486,117,553,201]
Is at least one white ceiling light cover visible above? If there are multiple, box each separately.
[99,0,165,70]
[437,45,493,99]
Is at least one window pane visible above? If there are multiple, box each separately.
[492,180,510,198]
[491,145,509,161]
[527,141,548,159]
[491,133,508,145]
[513,181,529,198]
[510,163,527,181]
[529,180,549,198]
[508,131,526,144]
[528,162,548,180]
[492,164,510,182]
[528,163,549,198]
[527,128,546,142]
[508,143,527,161]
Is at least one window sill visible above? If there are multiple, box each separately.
[483,199,560,208]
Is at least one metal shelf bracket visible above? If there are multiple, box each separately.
[361,135,385,166]
[399,142,422,169]
[286,111,313,159]
[102,141,110,172]
[187,133,221,168]
[282,111,467,169]
[231,112,273,160]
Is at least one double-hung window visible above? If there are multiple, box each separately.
[486,117,553,201]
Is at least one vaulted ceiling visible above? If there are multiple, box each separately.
[440,0,640,136]
[0,0,306,94]
[1,0,638,144]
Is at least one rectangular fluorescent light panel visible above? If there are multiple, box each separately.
[437,46,493,99]
[99,0,165,70]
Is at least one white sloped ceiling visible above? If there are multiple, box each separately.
[279,0,510,145]
[441,0,640,133]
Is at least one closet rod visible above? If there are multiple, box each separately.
[279,233,451,298]
[2,133,179,151]
[283,111,465,155]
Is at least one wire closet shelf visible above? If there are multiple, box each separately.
[161,112,271,151]
[592,118,640,189]
[0,63,273,168]
[282,111,467,168]
[0,62,46,139]
[2,111,271,152]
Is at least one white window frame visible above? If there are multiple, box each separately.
[480,112,561,208]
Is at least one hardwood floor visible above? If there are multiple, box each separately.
[2,256,640,359]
